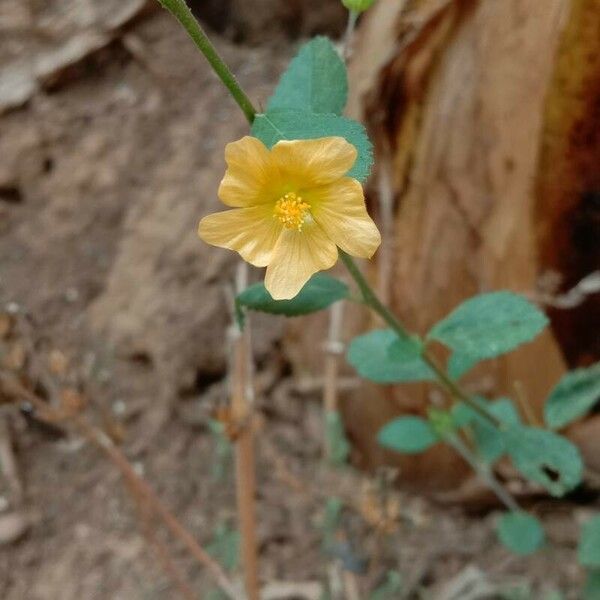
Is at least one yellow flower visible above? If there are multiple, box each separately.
[198,136,381,300]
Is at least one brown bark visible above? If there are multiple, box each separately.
[292,0,600,494]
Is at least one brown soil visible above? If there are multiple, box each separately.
[0,2,592,598]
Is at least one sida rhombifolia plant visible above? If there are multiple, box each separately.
[157,0,600,596]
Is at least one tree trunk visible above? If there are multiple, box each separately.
[289,0,600,496]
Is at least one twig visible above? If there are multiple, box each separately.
[376,159,395,304]
[133,485,199,600]
[76,415,242,600]
[342,11,359,60]
[323,302,344,461]
[513,381,541,427]
[0,372,241,600]
[534,270,600,309]
[0,413,23,503]
[230,264,260,600]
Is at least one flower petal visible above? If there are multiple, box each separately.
[198,205,282,267]
[265,221,338,300]
[271,137,357,188]
[218,136,279,207]
[311,178,381,258]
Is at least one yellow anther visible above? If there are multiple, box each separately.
[274,192,311,231]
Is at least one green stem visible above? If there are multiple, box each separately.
[446,434,520,512]
[339,251,501,428]
[156,0,257,124]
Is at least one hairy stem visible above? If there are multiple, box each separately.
[339,251,501,427]
[156,0,257,124]
[446,434,520,512]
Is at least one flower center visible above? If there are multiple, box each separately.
[274,192,311,231]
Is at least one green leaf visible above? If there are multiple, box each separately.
[496,511,545,556]
[267,37,347,115]
[579,516,600,568]
[325,410,351,466]
[453,398,521,463]
[428,292,548,364]
[251,110,373,181]
[447,351,480,380]
[544,362,600,429]
[236,273,348,317]
[584,570,600,600]
[504,425,583,497]
[378,416,438,454]
[347,329,435,383]
[207,523,240,571]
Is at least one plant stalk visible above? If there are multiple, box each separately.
[339,251,501,428]
[446,434,520,512]
[231,265,260,600]
[156,0,257,124]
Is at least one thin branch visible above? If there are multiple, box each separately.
[339,251,502,427]
[230,264,260,600]
[446,434,520,512]
[323,302,344,461]
[0,372,241,600]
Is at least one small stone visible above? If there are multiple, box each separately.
[5,303,20,315]
[0,511,29,545]
[64,287,80,303]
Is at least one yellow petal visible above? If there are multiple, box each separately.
[198,205,282,267]
[271,137,357,188]
[218,136,279,207]
[265,221,338,300]
[311,178,381,258]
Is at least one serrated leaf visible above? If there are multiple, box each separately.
[251,110,373,181]
[579,516,600,568]
[504,425,583,497]
[428,292,548,364]
[347,329,435,383]
[584,570,600,600]
[544,363,600,429]
[453,398,521,463]
[378,416,438,454]
[267,37,347,115]
[236,273,348,317]
[497,511,545,556]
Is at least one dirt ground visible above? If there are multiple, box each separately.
[0,2,595,598]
